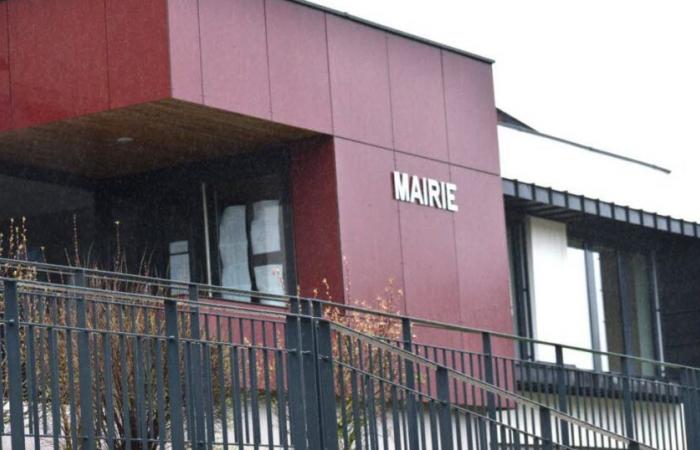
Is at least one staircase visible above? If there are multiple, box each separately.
[0,258,694,449]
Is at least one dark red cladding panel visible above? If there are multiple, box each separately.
[105,0,170,108]
[266,0,332,133]
[394,153,461,323]
[291,138,344,302]
[198,0,271,119]
[451,167,512,334]
[167,0,203,103]
[0,3,10,131]
[442,51,500,174]
[387,35,449,161]
[7,0,110,128]
[326,16,393,149]
[333,138,405,311]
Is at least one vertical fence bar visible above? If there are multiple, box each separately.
[621,356,636,442]
[300,300,322,449]
[74,271,97,450]
[25,301,40,450]
[285,298,308,450]
[102,304,116,450]
[47,295,62,449]
[4,279,26,450]
[315,307,340,450]
[250,321,263,447]
[539,406,553,450]
[402,318,420,450]
[165,298,185,450]
[680,369,698,450]
[482,332,499,450]
[436,366,454,450]
[188,284,206,449]
[554,345,570,446]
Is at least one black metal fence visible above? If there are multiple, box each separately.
[401,335,691,450]
[0,258,694,449]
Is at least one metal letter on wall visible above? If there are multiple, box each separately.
[391,171,458,212]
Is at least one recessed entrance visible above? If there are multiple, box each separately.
[0,100,323,299]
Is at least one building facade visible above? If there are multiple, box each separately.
[499,112,700,371]
[0,0,511,348]
[2,1,700,448]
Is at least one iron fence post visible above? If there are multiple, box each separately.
[554,345,570,446]
[539,406,553,450]
[74,270,96,450]
[681,368,700,449]
[165,297,185,449]
[4,279,26,450]
[189,284,206,449]
[313,303,340,450]
[285,298,308,450]
[436,366,454,450]
[299,300,323,449]
[402,317,420,450]
[621,356,636,442]
[482,332,499,450]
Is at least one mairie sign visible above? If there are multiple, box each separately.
[392,171,458,212]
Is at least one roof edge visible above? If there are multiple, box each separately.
[503,178,700,239]
[288,0,495,65]
[498,121,671,175]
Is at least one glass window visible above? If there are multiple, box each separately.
[521,216,660,374]
[527,217,595,369]
[218,205,252,300]
[211,171,293,303]
[0,151,296,302]
[168,240,191,283]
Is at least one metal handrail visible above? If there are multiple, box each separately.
[1,256,698,375]
[0,271,674,448]
[330,321,652,449]
[0,276,589,450]
[330,359,575,449]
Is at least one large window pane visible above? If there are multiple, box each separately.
[218,205,252,300]
[626,252,656,375]
[212,171,293,301]
[527,217,594,369]
[524,216,660,374]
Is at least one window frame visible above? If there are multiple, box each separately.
[507,214,665,375]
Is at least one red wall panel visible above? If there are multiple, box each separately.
[1,0,511,345]
[7,0,109,128]
[167,0,203,103]
[168,0,204,103]
[387,35,448,161]
[266,0,332,133]
[442,51,500,174]
[394,153,460,323]
[198,0,271,119]
[451,167,512,334]
[291,138,344,301]
[0,4,11,131]
[105,0,170,109]
[334,138,405,311]
[326,16,393,149]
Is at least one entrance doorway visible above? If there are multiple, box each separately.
[0,150,296,300]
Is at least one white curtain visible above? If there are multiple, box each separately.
[527,216,594,369]
[219,205,252,301]
[251,200,285,297]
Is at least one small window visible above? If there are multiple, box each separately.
[168,240,191,284]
